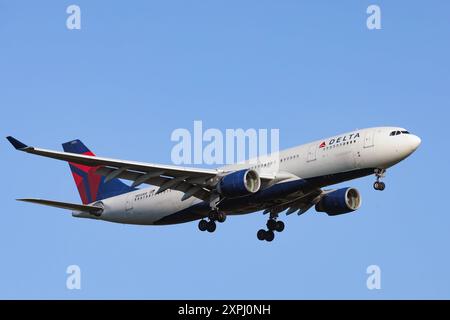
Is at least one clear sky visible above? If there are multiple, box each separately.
[1,0,449,299]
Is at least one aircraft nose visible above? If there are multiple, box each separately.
[410,134,422,151]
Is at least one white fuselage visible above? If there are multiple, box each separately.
[74,127,421,225]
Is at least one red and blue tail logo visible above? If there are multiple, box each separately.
[62,140,135,204]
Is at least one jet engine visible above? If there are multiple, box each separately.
[315,187,362,216]
[217,169,261,198]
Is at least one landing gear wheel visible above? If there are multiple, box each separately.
[265,230,275,242]
[206,220,216,233]
[373,181,386,191]
[257,229,266,241]
[209,211,227,223]
[198,219,208,232]
[259,216,283,241]
[275,221,285,232]
[374,169,386,191]
[267,219,277,231]
[217,212,227,223]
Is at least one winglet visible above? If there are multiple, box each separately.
[6,136,29,150]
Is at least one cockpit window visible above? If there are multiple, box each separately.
[390,130,411,136]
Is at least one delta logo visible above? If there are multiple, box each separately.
[319,132,361,148]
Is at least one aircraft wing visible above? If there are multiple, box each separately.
[7,136,279,202]
[262,188,330,216]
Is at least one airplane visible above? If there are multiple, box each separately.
[6,126,421,242]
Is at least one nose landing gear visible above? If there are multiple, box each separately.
[257,215,285,242]
[373,169,386,191]
[373,181,385,191]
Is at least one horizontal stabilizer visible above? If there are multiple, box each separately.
[17,198,103,215]
[6,136,29,150]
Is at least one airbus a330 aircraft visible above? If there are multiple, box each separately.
[7,126,421,242]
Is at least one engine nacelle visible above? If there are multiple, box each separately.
[217,169,261,198]
[315,187,362,216]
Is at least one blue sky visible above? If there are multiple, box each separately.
[0,0,449,299]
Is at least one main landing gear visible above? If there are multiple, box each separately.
[257,216,285,242]
[198,211,227,233]
[373,169,386,191]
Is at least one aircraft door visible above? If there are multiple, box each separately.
[364,130,375,148]
[307,144,317,162]
[125,194,134,213]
